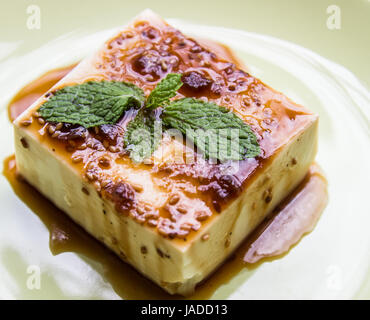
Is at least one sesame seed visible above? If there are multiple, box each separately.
[180,223,192,231]
[158,227,169,236]
[94,181,101,192]
[195,211,209,221]
[225,238,231,248]
[77,143,87,150]
[145,212,158,219]
[37,118,45,125]
[32,111,40,118]
[108,145,119,153]
[132,184,143,192]
[86,172,96,181]
[48,125,56,135]
[213,201,221,213]
[20,138,28,149]
[86,141,94,148]
[177,205,187,214]
[20,118,32,126]
[72,156,83,163]
[156,248,164,258]
[137,207,145,215]
[147,219,158,227]
[101,179,111,188]
[146,75,154,82]
[168,194,180,205]
[136,215,146,224]
[51,131,61,138]
[265,195,272,203]
[201,234,210,241]
[119,251,126,259]
[169,214,178,222]
[161,60,168,71]
[176,229,189,239]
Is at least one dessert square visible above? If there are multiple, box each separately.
[13,10,318,295]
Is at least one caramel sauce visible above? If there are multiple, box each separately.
[14,17,317,240]
[3,155,169,299]
[94,20,315,158]
[4,26,327,298]
[8,64,77,122]
[3,154,327,299]
[11,26,267,241]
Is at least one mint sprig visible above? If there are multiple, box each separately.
[145,73,183,110]
[38,81,145,128]
[38,73,260,162]
[162,98,260,161]
[123,110,161,163]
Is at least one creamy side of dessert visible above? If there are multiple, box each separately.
[13,10,318,295]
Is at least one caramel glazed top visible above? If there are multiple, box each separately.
[17,13,316,241]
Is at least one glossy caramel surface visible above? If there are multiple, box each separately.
[8,64,76,122]
[14,15,317,240]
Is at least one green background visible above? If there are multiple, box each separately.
[0,0,369,299]
[1,0,369,89]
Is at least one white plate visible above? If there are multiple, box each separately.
[0,20,369,299]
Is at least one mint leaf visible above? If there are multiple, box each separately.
[37,74,260,163]
[146,73,183,110]
[123,110,162,163]
[38,81,145,128]
[162,98,260,161]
